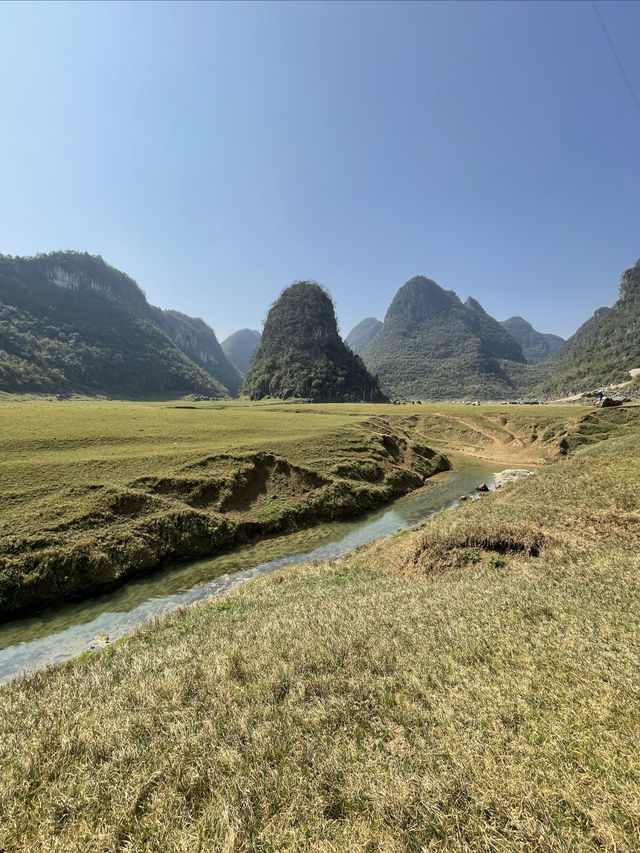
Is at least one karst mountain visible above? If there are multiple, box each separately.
[537,258,640,394]
[221,329,262,374]
[499,317,564,365]
[242,281,386,402]
[345,317,382,355]
[359,275,527,399]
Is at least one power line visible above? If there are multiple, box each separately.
[592,0,640,121]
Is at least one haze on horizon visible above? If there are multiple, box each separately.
[1,0,639,342]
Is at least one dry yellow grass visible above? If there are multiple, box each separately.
[1,409,640,850]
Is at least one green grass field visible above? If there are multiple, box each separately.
[1,402,639,850]
[0,399,454,615]
[1,399,638,616]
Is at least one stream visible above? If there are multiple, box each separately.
[0,459,501,685]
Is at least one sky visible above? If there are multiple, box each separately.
[1,0,639,342]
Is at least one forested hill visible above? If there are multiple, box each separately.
[243,281,386,402]
[221,328,262,374]
[536,258,640,394]
[0,252,239,398]
[360,275,528,399]
[500,316,564,364]
[153,309,242,396]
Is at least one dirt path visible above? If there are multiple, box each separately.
[549,368,640,403]
[547,393,584,404]
[416,413,547,467]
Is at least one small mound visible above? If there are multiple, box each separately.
[405,524,547,575]
[219,455,329,513]
[104,490,152,517]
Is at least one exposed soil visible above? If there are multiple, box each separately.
[218,455,328,513]
[414,406,640,466]
[405,525,547,576]
[414,414,547,466]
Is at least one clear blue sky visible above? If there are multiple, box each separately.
[1,0,639,341]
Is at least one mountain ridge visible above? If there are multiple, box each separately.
[536,258,640,394]
[0,251,239,398]
[500,316,564,364]
[360,275,527,399]
[154,309,242,396]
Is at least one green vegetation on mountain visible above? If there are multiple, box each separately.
[345,316,382,354]
[221,328,262,373]
[361,275,528,399]
[500,315,564,364]
[2,402,640,851]
[537,258,640,394]
[0,252,239,398]
[154,309,242,396]
[243,281,386,402]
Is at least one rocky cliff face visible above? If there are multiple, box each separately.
[360,275,526,399]
[48,266,110,295]
[155,310,242,396]
[243,281,386,402]
[41,252,148,310]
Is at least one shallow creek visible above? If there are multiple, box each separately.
[0,458,502,685]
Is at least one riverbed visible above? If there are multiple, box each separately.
[0,459,501,685]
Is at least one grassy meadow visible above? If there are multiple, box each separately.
[0,402,639,850]
[1,399,638,616]
[0,398,452,615]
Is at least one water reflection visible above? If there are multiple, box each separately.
[0,461,499,684]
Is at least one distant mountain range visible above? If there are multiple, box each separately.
[2,250,637,401]
[243,281,385,402]
[499,316,564,364]
[0,252,241,398]
[357,275,527,399]
[221,328,261,374]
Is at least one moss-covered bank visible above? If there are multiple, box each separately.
[0,414,448,617]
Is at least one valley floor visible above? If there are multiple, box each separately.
[1,402,640,850]
[0,399,451,616]
[4,397,620,617]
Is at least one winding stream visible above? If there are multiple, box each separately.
[0,460,500,685]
